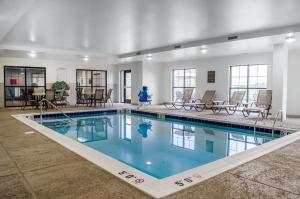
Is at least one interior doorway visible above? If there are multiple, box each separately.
[120,70,131,103]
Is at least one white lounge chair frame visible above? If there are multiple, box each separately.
[211,91,246,115]
[183,90,216,112]
[242,90,272,118]
[164,88,194,110]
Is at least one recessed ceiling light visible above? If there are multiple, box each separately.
[28,51,37,58]
[200,47,208,53]
[286,36,296,43]
[146,54,152,60]
[285,33,296,43]
[83,55,89,61]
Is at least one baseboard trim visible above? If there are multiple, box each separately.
[287,115,300,118]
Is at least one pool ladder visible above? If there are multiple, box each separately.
[39,98,74,124]
[272,110,283,136]
[253,110,283,137]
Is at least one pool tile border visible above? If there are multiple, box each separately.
[128,109,284,135]
[32,108,290,135]
[33,109,118,119]
[163,114,280,135]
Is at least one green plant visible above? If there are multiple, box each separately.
[51,81,70,96]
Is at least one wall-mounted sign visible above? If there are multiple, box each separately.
[207,71,215,83]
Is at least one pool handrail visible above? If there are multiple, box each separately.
[39,98,74,124]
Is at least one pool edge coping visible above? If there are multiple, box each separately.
[11,110,300,198]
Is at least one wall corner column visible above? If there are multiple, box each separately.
[272,43,288,120]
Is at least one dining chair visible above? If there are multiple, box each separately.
[94,89,105,107]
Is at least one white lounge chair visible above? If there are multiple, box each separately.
[164,88,194,110]
[183,90,216,111]
[242,90,272,118]
[211,91,246,115]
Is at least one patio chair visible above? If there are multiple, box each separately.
[32,88,46,109]
[105,89,113,106]
[43,89,56,109]
[94,89,105,107]
[76,88,85,106]
[164,88,194,109]
[83,87,93,106]
[183,90,216,111]
[33,87,45,95]
[21,89,33,110]
[137,86,152,109]
[242,90,272,118]
[211,91,246,115]
[55,89,67,107]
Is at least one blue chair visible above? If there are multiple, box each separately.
[138,86,152,108]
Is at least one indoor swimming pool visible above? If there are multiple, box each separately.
[37,111,279,179]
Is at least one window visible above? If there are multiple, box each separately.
[227,133,269,156]
[120,115,131,141]
[172,124,195,150]
[4,66,46,107]
[230,65,267,103]
[172,69,196,101]
[76,69,107,104]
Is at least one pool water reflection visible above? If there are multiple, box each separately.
[42,113,276,179]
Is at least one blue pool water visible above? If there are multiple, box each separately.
[40,112,278,179]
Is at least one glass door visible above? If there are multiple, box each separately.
[76,69,107,104]
[123,70,131,103]
[4,66,46,107]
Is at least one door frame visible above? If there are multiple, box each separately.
[123,70,131,103]
[4,66,46,107]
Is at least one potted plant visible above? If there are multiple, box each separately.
[51,81,70,96]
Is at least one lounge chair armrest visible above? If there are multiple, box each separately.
[213,100,226,105]
[242,102,253,108]
[192,99,202,103]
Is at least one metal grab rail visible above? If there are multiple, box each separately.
[39,98,74,124]
[272,110,283,137]
[254,110,262,133]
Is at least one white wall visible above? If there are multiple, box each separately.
[142,62,164,104]
[0,57,113,106]
[112,61,164,105]
[287,49,300,116]
[113,61,143,104]
[161,53,273,103]
[1,49,300,115]
[272,44,288,119]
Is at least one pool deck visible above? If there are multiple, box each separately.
[1,105,300,199]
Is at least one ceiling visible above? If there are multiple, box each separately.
[121,32,300,63]
[0,0,300,64]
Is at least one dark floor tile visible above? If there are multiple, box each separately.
[229,150,300,195]
[1,133,52,150]
[25,161,150,199]
[0,159,17,177]
[165,172,298,199]
[0,174,33,199]
[7,143,81,172]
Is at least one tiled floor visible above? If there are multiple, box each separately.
[0,105,300,199]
